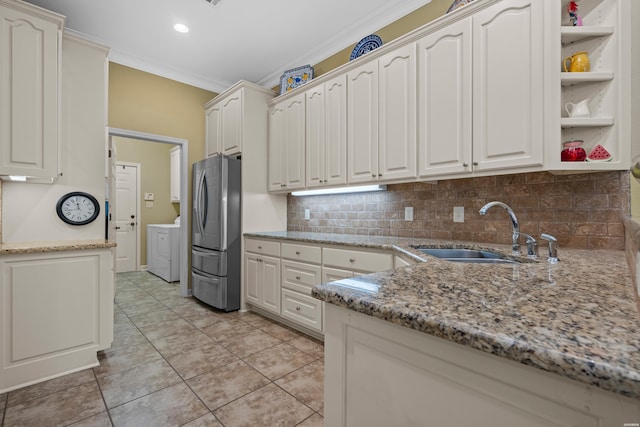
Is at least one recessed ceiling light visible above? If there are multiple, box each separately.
[174,23,189,33]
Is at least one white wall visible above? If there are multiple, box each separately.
[1,34,109,243]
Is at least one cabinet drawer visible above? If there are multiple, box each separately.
[321,267,354,283]
[245,238,280,257]
[281,289,323,332]
[322,247,393,273]
[281,242,321,264]
[282,260,321,294]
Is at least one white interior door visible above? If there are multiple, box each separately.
[115,162,139,272]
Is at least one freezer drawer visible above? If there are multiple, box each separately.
[192,270,239,312]
[192,247,227,276]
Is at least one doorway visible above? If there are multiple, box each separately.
[108,127,189,297]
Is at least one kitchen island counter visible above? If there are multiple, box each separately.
[247,230,640,401]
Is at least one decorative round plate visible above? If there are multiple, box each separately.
[350,34,383,60]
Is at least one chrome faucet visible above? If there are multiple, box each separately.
[479,201,520,255]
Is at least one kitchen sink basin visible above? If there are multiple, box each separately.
[416,248,519,264]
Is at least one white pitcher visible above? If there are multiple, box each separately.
[565,99,590,118]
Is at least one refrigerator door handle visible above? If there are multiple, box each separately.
[195,169,206,236]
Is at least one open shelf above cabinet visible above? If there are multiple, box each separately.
[560,117,614,128]
[560,72,613,86]
[560,26,614,44]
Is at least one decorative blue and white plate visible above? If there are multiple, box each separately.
[350,34,383,61]
[279,65,314,95]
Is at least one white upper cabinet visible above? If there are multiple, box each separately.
[306,74,347,188]
[266,0,630,187]
[347,61,379,184]
[0,0,63,180]
[348,43,417,185]
[169,146,180,203]
[417,18,472,177]
[205,83,273,159]
[205,89,242,157]
[205,103,221,157]
[378,43,417,182]
[220,91,242,156]
[471,0,544,172]
[268,92,305,192]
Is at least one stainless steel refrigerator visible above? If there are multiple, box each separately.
[191,154,241,311]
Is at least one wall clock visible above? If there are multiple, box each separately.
[56,192,100,226]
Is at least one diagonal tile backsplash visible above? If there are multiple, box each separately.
[288,171,630,250]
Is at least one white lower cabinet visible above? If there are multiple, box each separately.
[281,243,323,332]
[147,224,180,282]
[244,238,281,315]
[0,249,113,393]
[324,304,639,427]
[244,238,395,336]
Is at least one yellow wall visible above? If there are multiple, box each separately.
[109,63,216,266]
[313,0,451,78]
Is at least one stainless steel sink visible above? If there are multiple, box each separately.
[416,248,519,264]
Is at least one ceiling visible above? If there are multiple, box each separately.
[24,0,431,93]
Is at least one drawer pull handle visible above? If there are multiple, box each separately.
[295,251,301,255]
[296,275,301,280]
[296,306,301,311]
[349,258,355,263]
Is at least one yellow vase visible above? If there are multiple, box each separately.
[563,51,590,72]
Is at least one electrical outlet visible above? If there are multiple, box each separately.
[404,207,414,221]
[145,201,154,208]
[453,206,464,223]
[304,209,310,220]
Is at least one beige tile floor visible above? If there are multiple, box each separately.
[0,271,325,426]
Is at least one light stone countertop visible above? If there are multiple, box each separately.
[0,239,116,255]
[246,230,640,400]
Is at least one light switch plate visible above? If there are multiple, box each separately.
[304,209,310,220]
[453,206,464,222]
[144,193,154,201]
[405,207,414,221]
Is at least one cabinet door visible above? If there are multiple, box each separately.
[268,104,285,191]
[348,61,379,184]
[261,255,281,314]
[283,93,305,190]
[379,43,417,182]
[221,90,243,156]
[324,74,348,187]
[417,18,472,177]
[472,0,544,171]
[205,103,221,157]
[305,85,325,188]
[170,146,180,202]
[0,4,61,178]
[244,253,260,305]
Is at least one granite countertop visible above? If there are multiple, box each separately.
[246,230,640,400]
[0,239,116,255]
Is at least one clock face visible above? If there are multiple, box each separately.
[56,192,100,226]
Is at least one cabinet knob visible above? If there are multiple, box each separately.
[473,162,478,166]
[295,251,301,255]
[296,275,301,280]
[258,258,263,262]
[349,258,355,263]
[258,245,262,249]
[130,222,135,227]
[378,173,382,177]
[371,174,376,178]
[462,163,469,167]
[295,306,301,311]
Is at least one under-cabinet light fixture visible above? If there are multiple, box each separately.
[291,184,386,197]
